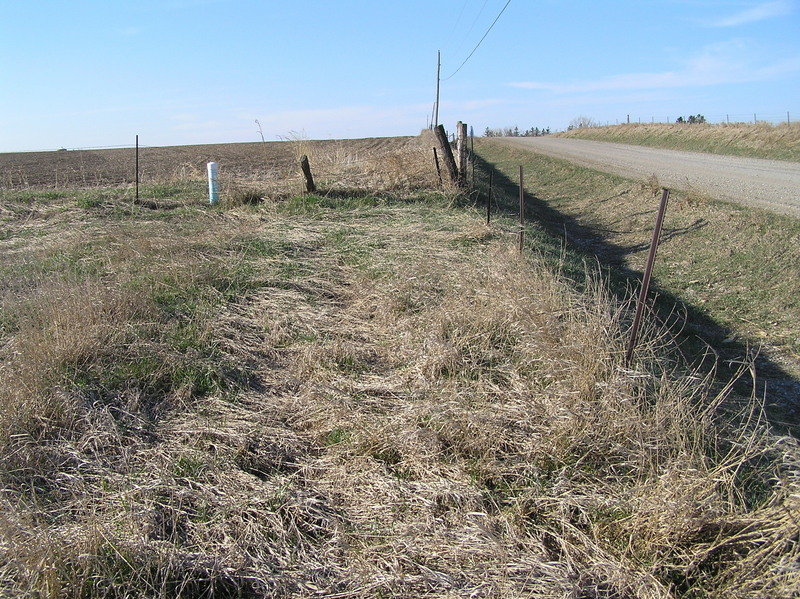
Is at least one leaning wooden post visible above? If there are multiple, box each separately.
[299,154,316,193]
[625,188,670,367]
[457,121,468,186]
[518,166,525,253]
[433,124,459,185]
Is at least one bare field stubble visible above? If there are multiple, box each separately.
[1,135,799,598]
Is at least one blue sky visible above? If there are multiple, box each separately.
[1,0,798,152]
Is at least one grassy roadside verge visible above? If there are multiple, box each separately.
[1,144,799,596]
[474,138,800,420]
[558,122,800,162]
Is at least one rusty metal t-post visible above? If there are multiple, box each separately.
[135,135,139,202]
[518,166,525,253]
[487,169,493,225]
[625,188,670,367]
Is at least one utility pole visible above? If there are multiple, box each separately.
[434,50,441,128]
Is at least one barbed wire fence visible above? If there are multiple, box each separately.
[596,111,795,127]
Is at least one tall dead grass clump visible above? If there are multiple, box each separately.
[358,244,799,597]
[0,280,156,513]
[0,280,147,441]
[309,137,440,195]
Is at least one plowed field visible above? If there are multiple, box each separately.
[0,137,421,189]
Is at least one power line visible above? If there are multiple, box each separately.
[452,0,489,57]
[442,0,512,81]
[450,0,470,36]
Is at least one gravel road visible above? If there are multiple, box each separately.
[499,137,800,218]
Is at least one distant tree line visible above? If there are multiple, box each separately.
[567,116,596,130]
[676,114,706,124]
[483,125,551,137]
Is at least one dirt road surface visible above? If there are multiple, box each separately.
[499,137,800,218]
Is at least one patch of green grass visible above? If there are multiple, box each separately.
[277,193,390,216]
[277,259,312,280]
[76,197,103,209]
[323,427,352,446]
[333,353,361,374]
[36,247,106,279]
[371,447,401,466]
[148,263,260,318]
[39,190,68,201]
[1,189,69,203]
[151,283,203,318]
[206,263,261,299]
[324,226,385,269]
[145,183,196,199]
[164,321,208,353]
[173,453,209,479]
[108,356,164,391]
[69,335,232,400]
[227,236,284,259]
[277,194,324,215]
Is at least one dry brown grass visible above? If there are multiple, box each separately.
[1,134,798,598]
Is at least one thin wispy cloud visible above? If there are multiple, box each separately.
[710,0,794,27]
[118,26,143,37]
[164,0,225,9]
[459,98,507,111]
[510,42,800,94]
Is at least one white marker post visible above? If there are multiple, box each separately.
[207,162,219,205]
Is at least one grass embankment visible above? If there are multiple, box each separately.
[558,122,800,162]
[1,138,799,597]
[476,139,800,367]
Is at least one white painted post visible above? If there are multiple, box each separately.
[207,162,219,205]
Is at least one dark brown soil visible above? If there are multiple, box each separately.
[0,137,418,189]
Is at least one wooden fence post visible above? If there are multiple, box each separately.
[433,124,459,186]
[299,154,316,193]
[457,121,468,186]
